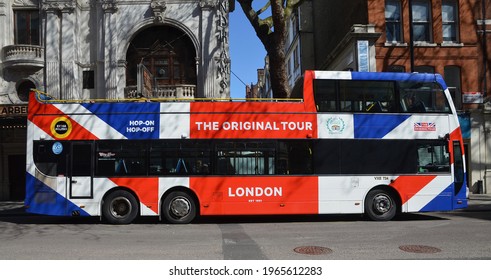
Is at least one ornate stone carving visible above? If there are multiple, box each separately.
[215,0,230,94]
[200,0,217,10]
[151,0,166,23]
[13,0,39,7]
[101,0,117,13]
[41,0,75,13]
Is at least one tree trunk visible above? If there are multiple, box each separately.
[267,45,289,98]
[236,0,304,99]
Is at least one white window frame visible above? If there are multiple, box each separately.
[412,0,433,43]
[442,0,459,43]
[385,0,403,43]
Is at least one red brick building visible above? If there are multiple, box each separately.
[284,0,491,193]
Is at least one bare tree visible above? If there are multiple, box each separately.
[236,0,304,98]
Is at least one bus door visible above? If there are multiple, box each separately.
[69,142,93,198]
[451,139,467,206]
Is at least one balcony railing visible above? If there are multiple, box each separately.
[125,84,196,99]
[2,45,44,68]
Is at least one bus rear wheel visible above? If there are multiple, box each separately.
[365,189,397,221]
[102,190,139,224]
[162,191,197,224]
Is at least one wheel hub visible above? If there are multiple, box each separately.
[111,197,132,217]
[373,194,392,214]
[170,197,191,218]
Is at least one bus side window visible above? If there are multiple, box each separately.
[417,142,450,173]
[278,141,312,175]
[34,141,67,176]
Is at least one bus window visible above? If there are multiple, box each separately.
[417,142,450,173]
[277,141,313,174]
[313,80,337,112]
[96,141,147,176]
[400,82,450,113]
[339,80,396,113]
[33,141,67,176]
[179,141,211,175]
[149,141,211,175]
[216,141,275,175]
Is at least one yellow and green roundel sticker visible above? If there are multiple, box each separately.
[50,116,72,139]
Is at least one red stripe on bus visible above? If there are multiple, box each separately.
[389,175,436,204]
[190,176,319,215]
[109,177,159,214]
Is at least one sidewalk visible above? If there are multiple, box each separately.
[466,194,491,212]
[1,195,490,217]
[0,201,25,216]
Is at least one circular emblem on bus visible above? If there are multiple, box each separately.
[326,117,345,134]
[52,142,63,155]
[50,116,72,139]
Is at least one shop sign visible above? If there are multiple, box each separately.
[0,105,28,117]
[463,92,484,104]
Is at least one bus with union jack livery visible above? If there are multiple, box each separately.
[25,71,467,224]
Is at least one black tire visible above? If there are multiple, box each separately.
[102,190,139,224]
[162,191,197,224]
[364,189,397,221]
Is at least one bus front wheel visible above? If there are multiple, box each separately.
[162,191,197,224]
[102,190,139,224]
[365,189,397,221]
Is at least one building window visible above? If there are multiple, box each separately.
[444,66,462,110]
[126,26,197,87]
[83,71,95,89]
[14,10,40,45]
[442,0,458,42]
[412,0,432,42]
[288,13,299,46]
[414,65,435,73]
[385,0,402,42]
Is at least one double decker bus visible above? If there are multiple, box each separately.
[25,71,467,224]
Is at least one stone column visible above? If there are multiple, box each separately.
[215,0,231,98]
[200,0,231,99]
[0,1,8,50]
[42,2,61,98]
[101,0,119,99]
[60,2,79,100]
[199,0,216,98]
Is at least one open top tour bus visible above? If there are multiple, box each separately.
[25,71,467,224]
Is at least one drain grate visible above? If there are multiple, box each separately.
[399,245,441,254]
[294,246,333,255]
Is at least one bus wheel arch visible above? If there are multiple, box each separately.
[364,185,401,221]
[101,188,140,224]
[161,187,199,224]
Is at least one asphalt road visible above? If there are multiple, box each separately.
[0,196,490,260]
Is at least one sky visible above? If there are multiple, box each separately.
[229,6,267,99]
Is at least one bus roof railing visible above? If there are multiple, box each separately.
[30,89,303,103]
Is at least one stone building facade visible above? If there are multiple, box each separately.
[0,0,232,200]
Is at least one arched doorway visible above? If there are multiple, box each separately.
[126,25,197,97]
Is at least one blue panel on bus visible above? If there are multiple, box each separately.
[81,102,161,114]
[420,184,454,212]
[353,114,411,139]
[350,71,440,83]
[81,103,160,139]
[25,173,90,217]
